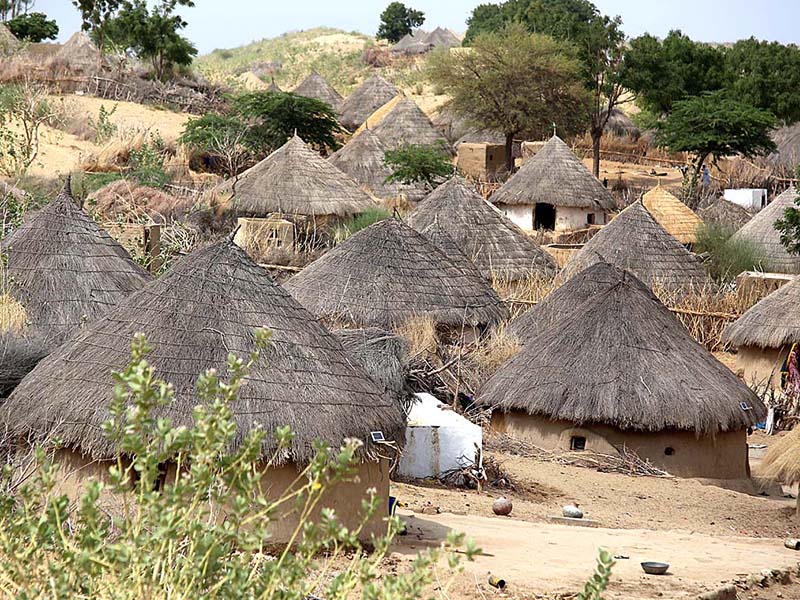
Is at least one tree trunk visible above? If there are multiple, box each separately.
[504,132,514,174]
[590,127,602,178]
[685,153,710,210]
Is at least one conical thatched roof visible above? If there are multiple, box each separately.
[642,185,703,245]
[724,275,800,349]
[490,135,614,210]
[54,31,101,74]
[371,97,454,154]
[328,128,428,201]
[338,74,400,131]
[561,201,709,291]
[292,71,343,109]
[759,428,800,484]
[698,199,752,232]
[285,218,508,329]
[732,188,800,274]
[420,218,486,281]
[510,261,621,342]
[0,23,19,55]
[1,179,152,340]
[409,177,557,281]
[2,238,403,461]
[215,135,375,217]
[603,108,640,138]
[478,265,764,435]
[393,30,428,52]
[423,27,461,49]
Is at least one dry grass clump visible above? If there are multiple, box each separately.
[393,315,439,360]
[492,272,556,319]
[80,129,149,173]
[463,324,520,389]
[89,179,195,222]
[0,294,27,333]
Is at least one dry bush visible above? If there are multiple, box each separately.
[394,316,439,360]
[461,324,521,391]
[80,128,149,173]
[492,273,556,319]
[0,294,27,333]
[88,179,196,223]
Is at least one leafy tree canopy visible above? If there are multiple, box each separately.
[428,22,590,171]
[72,0,121,48]
[775,185,800,256]
[376,2,424,43]
[383,142,454,189]
[5,11,58,42]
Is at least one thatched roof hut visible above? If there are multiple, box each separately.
[392,29,431,55]
[510,261,621,342]
[2,238,403,462]
[334,327,411,411]
[214,135,375,218]
[338,74,400,131]
[603,108,640,138]
[490,135,615,213]
[419,218,486,281]
[478,265,764,478]
[561,201,709,291]
[423,27,461,50]
[642,185,703,246]
[285,218,508,329]
[370,97,454,154]
[408,177,557,281]
[1,179,152,341]
[53,31,101,75]
[698,199,752,232]
[292,71,343,109]
[724,275,800,351]
[0,23,19,55]
[328,128,428,201]
[732,188,800,274]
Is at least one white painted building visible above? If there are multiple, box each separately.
[496,203,607,233]
[723,189,767,212]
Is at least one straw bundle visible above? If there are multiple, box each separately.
[732,188,800,274]
[2,238,404,462]
[491,135,615,211]
[370,97,454,154]
[724,275,800,349]
[760,429,800,486]
[561,201,709,291]
[478,265,765,435]
[338,74,399,131]
[284,217,508,329]
[408,177,558,281]
[215,135,375,218]
[642,185,703,245]
[292,71,343,109]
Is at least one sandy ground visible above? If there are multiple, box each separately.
[391,509,800,599]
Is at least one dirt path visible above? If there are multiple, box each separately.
[393,510,800,599]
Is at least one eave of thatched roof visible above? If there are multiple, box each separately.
[561,201,709,291]
[490,135,615,210]
[338,74,399,131]
[1,179,152,341]
[328,128,428,201]
[732,188,800,274]
[408,177,557,281]
[2,238,403,462]
[642,185,703,245]
[697,199,752,232]
[215,135,376,217]
[370,97,454,154]
[478,264,765,435]
[284,217,508,329]
[724,275,800,349]
[292,71,343,109]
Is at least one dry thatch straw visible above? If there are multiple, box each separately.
[408,177,558,281]
[760,429,800,489]
[0,294,27,333]
[338,74,400,132]
[561,201,709,291]
[236,71,270,91]
[80,129,149,173]
[354,94,402,135]
[420,218,486,282]
[423,27,462,49]
[51,31,101,75]
[88,179,196,223]
[284,217,508,329]
[490,135,615,211]
[2,237,404,462]
[602,108,640,139]
[698,199,753,232]
[334,327,411,410]
[370,97,454,154]
[478,264,765,435]
[214,135,376,218]
[732,188,800,274]
[642,185,703,246]
[724,274,800,350]
[1,178,152,340]
[328,128,428,202]
[292,70,343,109]
[392,315,439,360]
[0,24,19,56]
[0,332,48,398]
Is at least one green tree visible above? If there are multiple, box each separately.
[0,0,32,21]
[428,22,589,171]
[179,112,252,177]
[383,142,454,189]
[5,11,58,41]
[775,185,800,256]
[655,91,777,207]
[377,1,425,43]
[72,0,122,50]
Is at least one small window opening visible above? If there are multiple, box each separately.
[664,447,675,456]
[570,436,587,451]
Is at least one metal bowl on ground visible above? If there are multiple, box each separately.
[641,562,669,575]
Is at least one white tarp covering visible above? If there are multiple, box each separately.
[397,393,482,479]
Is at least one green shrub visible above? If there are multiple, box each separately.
[0,332,480,598]
[384,143,454,190]
[577,549,615,600]
[88,104,119,145]
[695,223,770,283]
[335,207,392,241]
[128,132,170,188]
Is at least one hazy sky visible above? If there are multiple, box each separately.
[36,0,800,55]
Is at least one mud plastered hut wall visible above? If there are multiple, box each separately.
[479,262,764,479]
[1,238,404,543]
[490,135,614,232]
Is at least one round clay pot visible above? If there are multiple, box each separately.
[492,497,513,516]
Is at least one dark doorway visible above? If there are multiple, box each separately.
[534,203,556,230]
